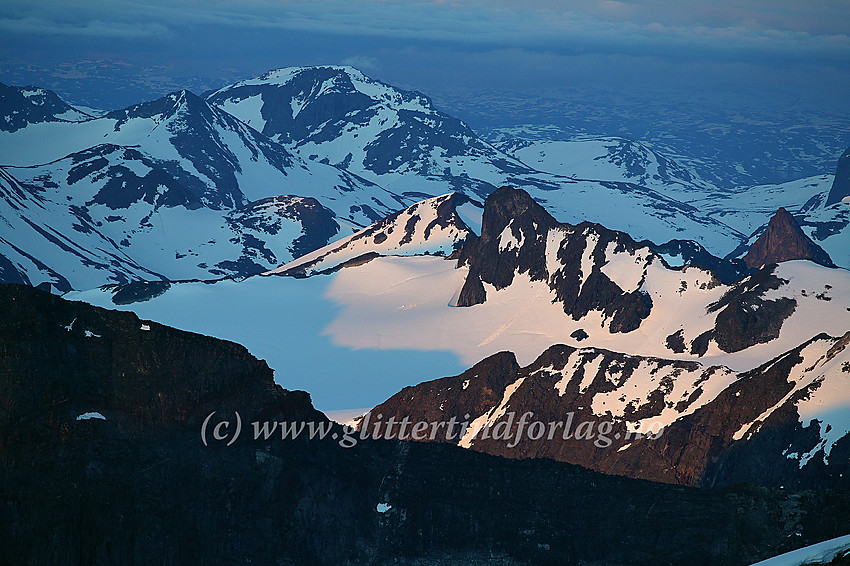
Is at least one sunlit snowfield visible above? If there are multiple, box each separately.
[71,253,850,412]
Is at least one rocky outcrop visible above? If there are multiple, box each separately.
[0,82,91,132]
[367,333,850,490]
[457,186,656,333]
[705,264,798,353]
[743,207,834,269]
[646,238,751,284]
[227,195,341,260]
[4,283,850,565]
[826,147,850,206]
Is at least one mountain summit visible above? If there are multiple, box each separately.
[0,82,91,132]
[826,147,850,206]
[742,207,833,269]
[206,66,748,253]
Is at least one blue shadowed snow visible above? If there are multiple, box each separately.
[69,275,464,411]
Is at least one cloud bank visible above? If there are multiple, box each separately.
[2,0,848,61]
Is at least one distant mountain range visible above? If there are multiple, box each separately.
[4,67,847,291]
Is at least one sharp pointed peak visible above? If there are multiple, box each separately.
[743,207,833,269]
[826,147,850,206]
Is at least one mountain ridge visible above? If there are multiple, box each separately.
[366,329,850,489]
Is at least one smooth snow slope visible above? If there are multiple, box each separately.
[319,257,850,373]
[70,254,850,412]
[69,274,464,411]
[750,534,850,566]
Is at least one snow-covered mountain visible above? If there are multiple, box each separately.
[0,88,402,220]
[366,330,850,488]
[0,87,416,289]
[9,68,842,293]
[343,189,848,489]
[491,134,719,200]
[272,192,482,277]
[206,66,748,254]
[206,66,519,197]
[0,156,342,290]
[0,82,92,132]
[450,187,848,363]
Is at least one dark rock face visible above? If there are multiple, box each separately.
[456,186,557,297]
[826,147,850,206]
[0,251,30,286]
[4,283,850,565]
[707,265,798,353]
[368,333,850,491]
[456,186,656,333]
[226,195,341,263]
[743,207,834,269]
[109,280,172,304]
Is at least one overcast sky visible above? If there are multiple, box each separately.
[1,1,849,119]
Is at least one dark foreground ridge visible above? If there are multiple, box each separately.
[2,283,849,565]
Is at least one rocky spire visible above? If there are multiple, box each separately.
[826,147,850,206]
[743,207,833,269]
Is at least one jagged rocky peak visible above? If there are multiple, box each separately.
[826,147,850,206]
[270,192,482,277]
[743,207,834,269]
[457,186,663,334]
[455,186,556,304]
[476,185,556,242]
